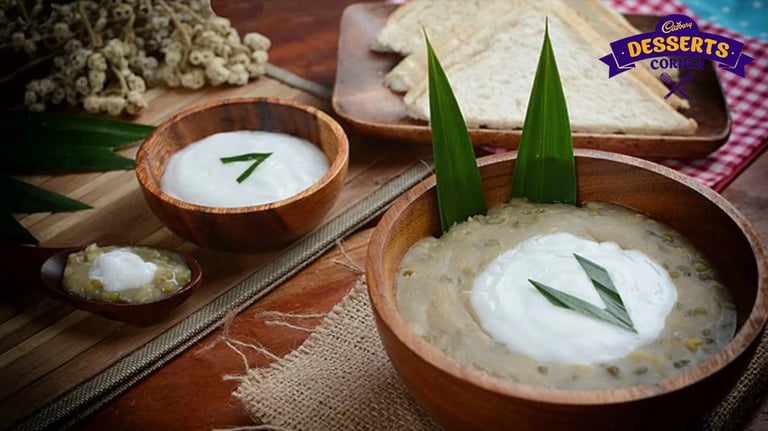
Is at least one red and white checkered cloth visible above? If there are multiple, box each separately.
[609,0,768,191]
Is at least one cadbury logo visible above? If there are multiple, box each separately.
[600,14,753,78]
[661,20,693,33]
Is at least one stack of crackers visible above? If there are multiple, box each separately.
[372,0,697,136]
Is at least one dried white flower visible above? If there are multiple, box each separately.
[87,53,107,71]
[103,96,126,116]
[189,49,214,66]
[245,62,265,78]
[53,22,72,42]
[180,69,205,90]
[251,50,268,65]
[125,90,147,114]
[226,63,248,86]
[75,76,90,94]
[83,95,103,113]
[126,74,146,92]
[88,70,106,90]
[205,57,229,85]
[6,0,271,115]
[244,32,271,51]
[24,90,38,105]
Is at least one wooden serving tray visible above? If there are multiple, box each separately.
[332,3,731,159]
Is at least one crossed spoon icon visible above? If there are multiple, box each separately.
[661,72,694,100]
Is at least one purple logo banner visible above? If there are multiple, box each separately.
[600,14,753,78]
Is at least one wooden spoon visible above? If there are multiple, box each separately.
[1,243,202,326]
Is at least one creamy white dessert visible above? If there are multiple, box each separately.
[63,244,192,304]
[396,200,736,389]
[471,232,677,365]
[160,130,329,208]
[89,249,158,293]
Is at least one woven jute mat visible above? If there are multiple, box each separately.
[233,278,768,431]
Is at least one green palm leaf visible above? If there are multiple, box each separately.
[510,20,577,204]
[0,212,38,244]
[575,253,635,329]
[1,175,91,213]
[529,253,637,333]
[0,112,153,149]
[425,21,634,332]
[1,145,134,173]
[0,113,154,244]
[530,278,636,333]
[425,32,486,232]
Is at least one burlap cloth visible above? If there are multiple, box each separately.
[232,278,768,431]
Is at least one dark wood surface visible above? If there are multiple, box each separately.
[67,1,768,430]
[214,0,360,89]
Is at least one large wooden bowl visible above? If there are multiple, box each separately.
[366,150,768,431]
[136,98,349,252]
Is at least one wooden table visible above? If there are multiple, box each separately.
[5,1,767,430]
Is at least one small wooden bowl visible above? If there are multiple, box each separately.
[135,98,349,252]
[366,150,768,431]
[40,246,203,326]
[1,242,202,326]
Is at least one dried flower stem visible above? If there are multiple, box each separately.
[169,1,207,23]
[0,35,40,51]
[158,0,193,72]
[121,12,136,45]
[78,1,102,48]
[16,0,31,24]
[111,65,128,95]
[168,2,251,56]
[158,0,191,47]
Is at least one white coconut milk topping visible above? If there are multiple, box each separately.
[160,130,329,208]
[89,249,158,292]
[471,232,678,364]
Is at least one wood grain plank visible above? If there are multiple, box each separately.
[0,310,87,371]
[0,278,49,324]
[0,298,73,353]
[0,311,122,404]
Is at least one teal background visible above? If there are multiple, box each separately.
[684,0,768,39]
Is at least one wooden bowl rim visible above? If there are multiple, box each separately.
[366,148,768,405]
[135,97,350,214]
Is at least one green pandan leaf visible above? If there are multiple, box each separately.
[517,25,635,331]
[510,20,577,204]
[0,212,39,244]
[0,175,92,244]
[1,175,91,213]
[574,253,635,329]
[425,32,486,232]
[1,145,135,173]
[0,113,149,173]
[529,253,637,333]
[529,278,636,333]
[220,152,272,183]
[0,113,149,243]
[0,112,154,149]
